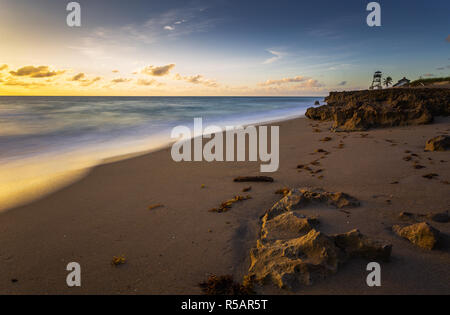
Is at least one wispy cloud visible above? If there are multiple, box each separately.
[446,35,450,43]
[263,50,285,64]
[258,75,308,86]
[70,73,86,81]
[111,78,132,84]
[0,64,8,71]
[337,81,347,86]
[175,73,218,87]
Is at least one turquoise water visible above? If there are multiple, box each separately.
[0,96,323,210]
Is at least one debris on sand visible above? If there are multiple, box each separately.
[242,186,252,192]
[425,135,450,152]
[413,163,425,169]
[199,275,253,295]
[148,204,164,210]
[393,222,440,250]
[209,195,252,213]
[403,155,412,161]
[112,256,126,266]
[234,176,274,183]
[320,137,332,142]
[275,187,290,196]
[422,173,439,179]
[427,211,449,223]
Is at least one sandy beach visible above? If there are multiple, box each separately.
[1,115,449,295]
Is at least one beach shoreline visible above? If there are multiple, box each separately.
[0,115,449,294]
[0,96,320,213]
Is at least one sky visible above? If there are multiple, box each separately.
[0,0,449,96]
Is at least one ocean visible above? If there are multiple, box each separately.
[0,96,323,210]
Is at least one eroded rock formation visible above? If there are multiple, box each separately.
[305,88,450,131]
[246,188,391,290]
[393,222,440,250]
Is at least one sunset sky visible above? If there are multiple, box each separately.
[0,0,449,96]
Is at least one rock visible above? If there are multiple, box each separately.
[305,105,334,121]
[314,100,320,105]
[260,212,319,242]
[247,230,340,289]
[305,89,450,131]
[393,222,440,250]
[265,188,359,220]
[245,190,390,290]
[427,211,449,223]
[247,228,392,289]
[333,229,392,261]
[425,135,450,152]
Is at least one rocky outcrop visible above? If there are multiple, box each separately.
[246,188,391,290]
[248,230,340,289]
[393,222,440,250]
[265,188,360,220]
[305,88,450,131]
[425,135,450,151]
[260,212,319,242]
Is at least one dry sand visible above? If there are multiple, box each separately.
[0,116,449,294]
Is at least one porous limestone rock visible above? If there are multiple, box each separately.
[260,211,319,242]
[305,89,450,131]
[393,222,440,250]
[265,188,360,220]
[247,229,340,289]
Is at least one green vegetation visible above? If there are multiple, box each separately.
[383,76,393,87]
[410,76,450,87]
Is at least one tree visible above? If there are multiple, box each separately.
[384,76,393,87]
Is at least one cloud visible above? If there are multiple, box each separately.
[263,50,284,64]
[10,65,65,78]
[422,73,435,77]
[259,75,308,86]
[111,78,132,84]
[141,64,176,76]
[70,73,86,81]
[337,81,347,86]
[2,79,46,88]
[446,35,450,43]
[298,79,323,88]
[68,73,102,86]
[80,76,102,86]
[0,64,8,71]
[112,70,119,73]
[175,73,218,87]
[136,79,163,86]
[164,25,175,31]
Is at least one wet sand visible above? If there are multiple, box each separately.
[0,116,449,294]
